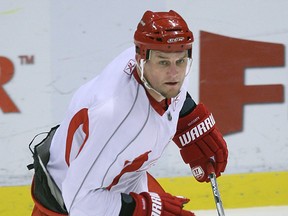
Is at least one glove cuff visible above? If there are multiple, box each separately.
[174,103,216,148]
[129,192,147,216]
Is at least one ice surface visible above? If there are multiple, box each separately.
[193,206,288,216]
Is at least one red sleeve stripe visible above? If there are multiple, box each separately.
[106,151,150,190]
[65,108,89,166]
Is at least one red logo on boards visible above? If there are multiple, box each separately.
[0,56,20,113]
[199,31,284,135]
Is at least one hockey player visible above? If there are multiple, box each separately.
[30,10,228,216]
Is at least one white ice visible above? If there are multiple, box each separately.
[193,206,288,216]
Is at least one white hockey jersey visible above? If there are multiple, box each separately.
[47,47,189,215]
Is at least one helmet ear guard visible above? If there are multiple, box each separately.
[134,10,194,60]
[135,46,151,60]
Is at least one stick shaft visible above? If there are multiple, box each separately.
[209,173,225,216]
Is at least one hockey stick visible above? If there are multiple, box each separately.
[208,163,225,216]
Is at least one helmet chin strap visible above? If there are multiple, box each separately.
[137,59,166,100]
[185,58,193,76]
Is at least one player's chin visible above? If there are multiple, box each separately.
[163,87,181,98]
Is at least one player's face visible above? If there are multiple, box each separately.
[143,50,189,100]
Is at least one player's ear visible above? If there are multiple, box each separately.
[135,54,142,76]
[135,53,141,64]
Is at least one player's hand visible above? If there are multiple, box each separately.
[130,192,195,216]
[173,103,228,182]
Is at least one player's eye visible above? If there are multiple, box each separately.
[159,60,170,66]
[176,58,186,65]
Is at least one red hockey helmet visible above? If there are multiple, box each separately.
[134,10,194,59]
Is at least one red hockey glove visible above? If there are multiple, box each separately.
[130,192,195,216]
[173,103,228,182]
